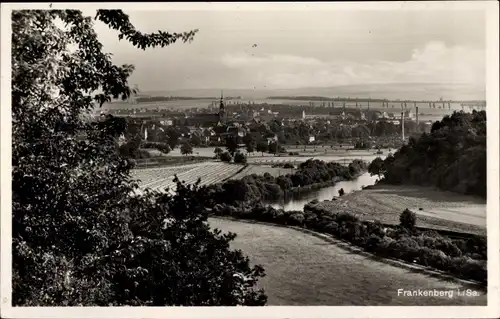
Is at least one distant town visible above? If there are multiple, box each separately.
[96,94,486,150]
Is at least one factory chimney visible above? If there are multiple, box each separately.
[401,111,405,142]
[416,106,419,125]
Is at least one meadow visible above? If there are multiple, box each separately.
[312,184,486,235]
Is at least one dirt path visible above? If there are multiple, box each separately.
[209,218,486,306]
[316,184,486,234]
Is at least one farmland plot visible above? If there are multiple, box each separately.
[131,162,244,192]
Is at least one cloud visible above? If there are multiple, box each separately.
[219,41,485,89]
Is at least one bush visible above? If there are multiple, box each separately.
[338,188,345,196]
[399,209,416,231]
[324,221,340,235]
[449,257,487,284]
[283,163,294,169]
[364,234,382,252]
[156,143,171,154]
[288,212,305,226]
[234,151,247,164]
[220,151,232,162]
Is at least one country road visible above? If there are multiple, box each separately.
[209,218,486,306]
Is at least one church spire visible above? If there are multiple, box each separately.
[219,90,225,123]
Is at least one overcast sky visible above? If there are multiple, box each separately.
[91,7,486,91]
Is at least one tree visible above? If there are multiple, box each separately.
[156,142,171,154]
[256,141,268,156]
[214,147,223,159]
[167,128,181,150]
[234,151,247,164]
[338,188,345,197]
[190,134,202,147]
[180,142,193,156]
[246,143,255,154]
[268,142,278,154]
[220,151,232,163]
[242,133,254,148]
[400,209,417,231]
[368,157,385,178]
[12,9,266,306]
[269,120,282,133]
[225,135,239,156]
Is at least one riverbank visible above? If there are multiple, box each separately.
[311,183,486,235]
[266,172,377,211]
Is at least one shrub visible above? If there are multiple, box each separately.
[220,151,232,162]
[234,151,247,164]
[288,212,305,226]
[449,257,487,284]
[283,163,294,169]
[365,220,386,238]
[364,234,382,252]
[399,209,416,231]
[419,249,449,269]
[156,143,171,154]
[303,212,319,228]
[334,212,360,225]
[416,234,463,258]
[214,147,223,159]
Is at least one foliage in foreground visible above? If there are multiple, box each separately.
[12,9,266,306]
[209,203,487,285]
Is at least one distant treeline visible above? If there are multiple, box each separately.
[267,96,485,104]
[268,96,389,102]
[135,96,242,103]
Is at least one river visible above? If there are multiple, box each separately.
[267,172,378,211]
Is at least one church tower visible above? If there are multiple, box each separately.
[219,91,226,123]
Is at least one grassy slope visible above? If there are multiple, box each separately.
[314,184,486,235]
[210,218,486,306]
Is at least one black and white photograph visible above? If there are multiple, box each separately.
[1,1,499,318]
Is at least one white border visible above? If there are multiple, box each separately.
[1,2,499,318]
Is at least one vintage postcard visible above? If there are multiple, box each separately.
[1,1,499,318]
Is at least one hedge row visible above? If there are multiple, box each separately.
[209,203,487,285]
